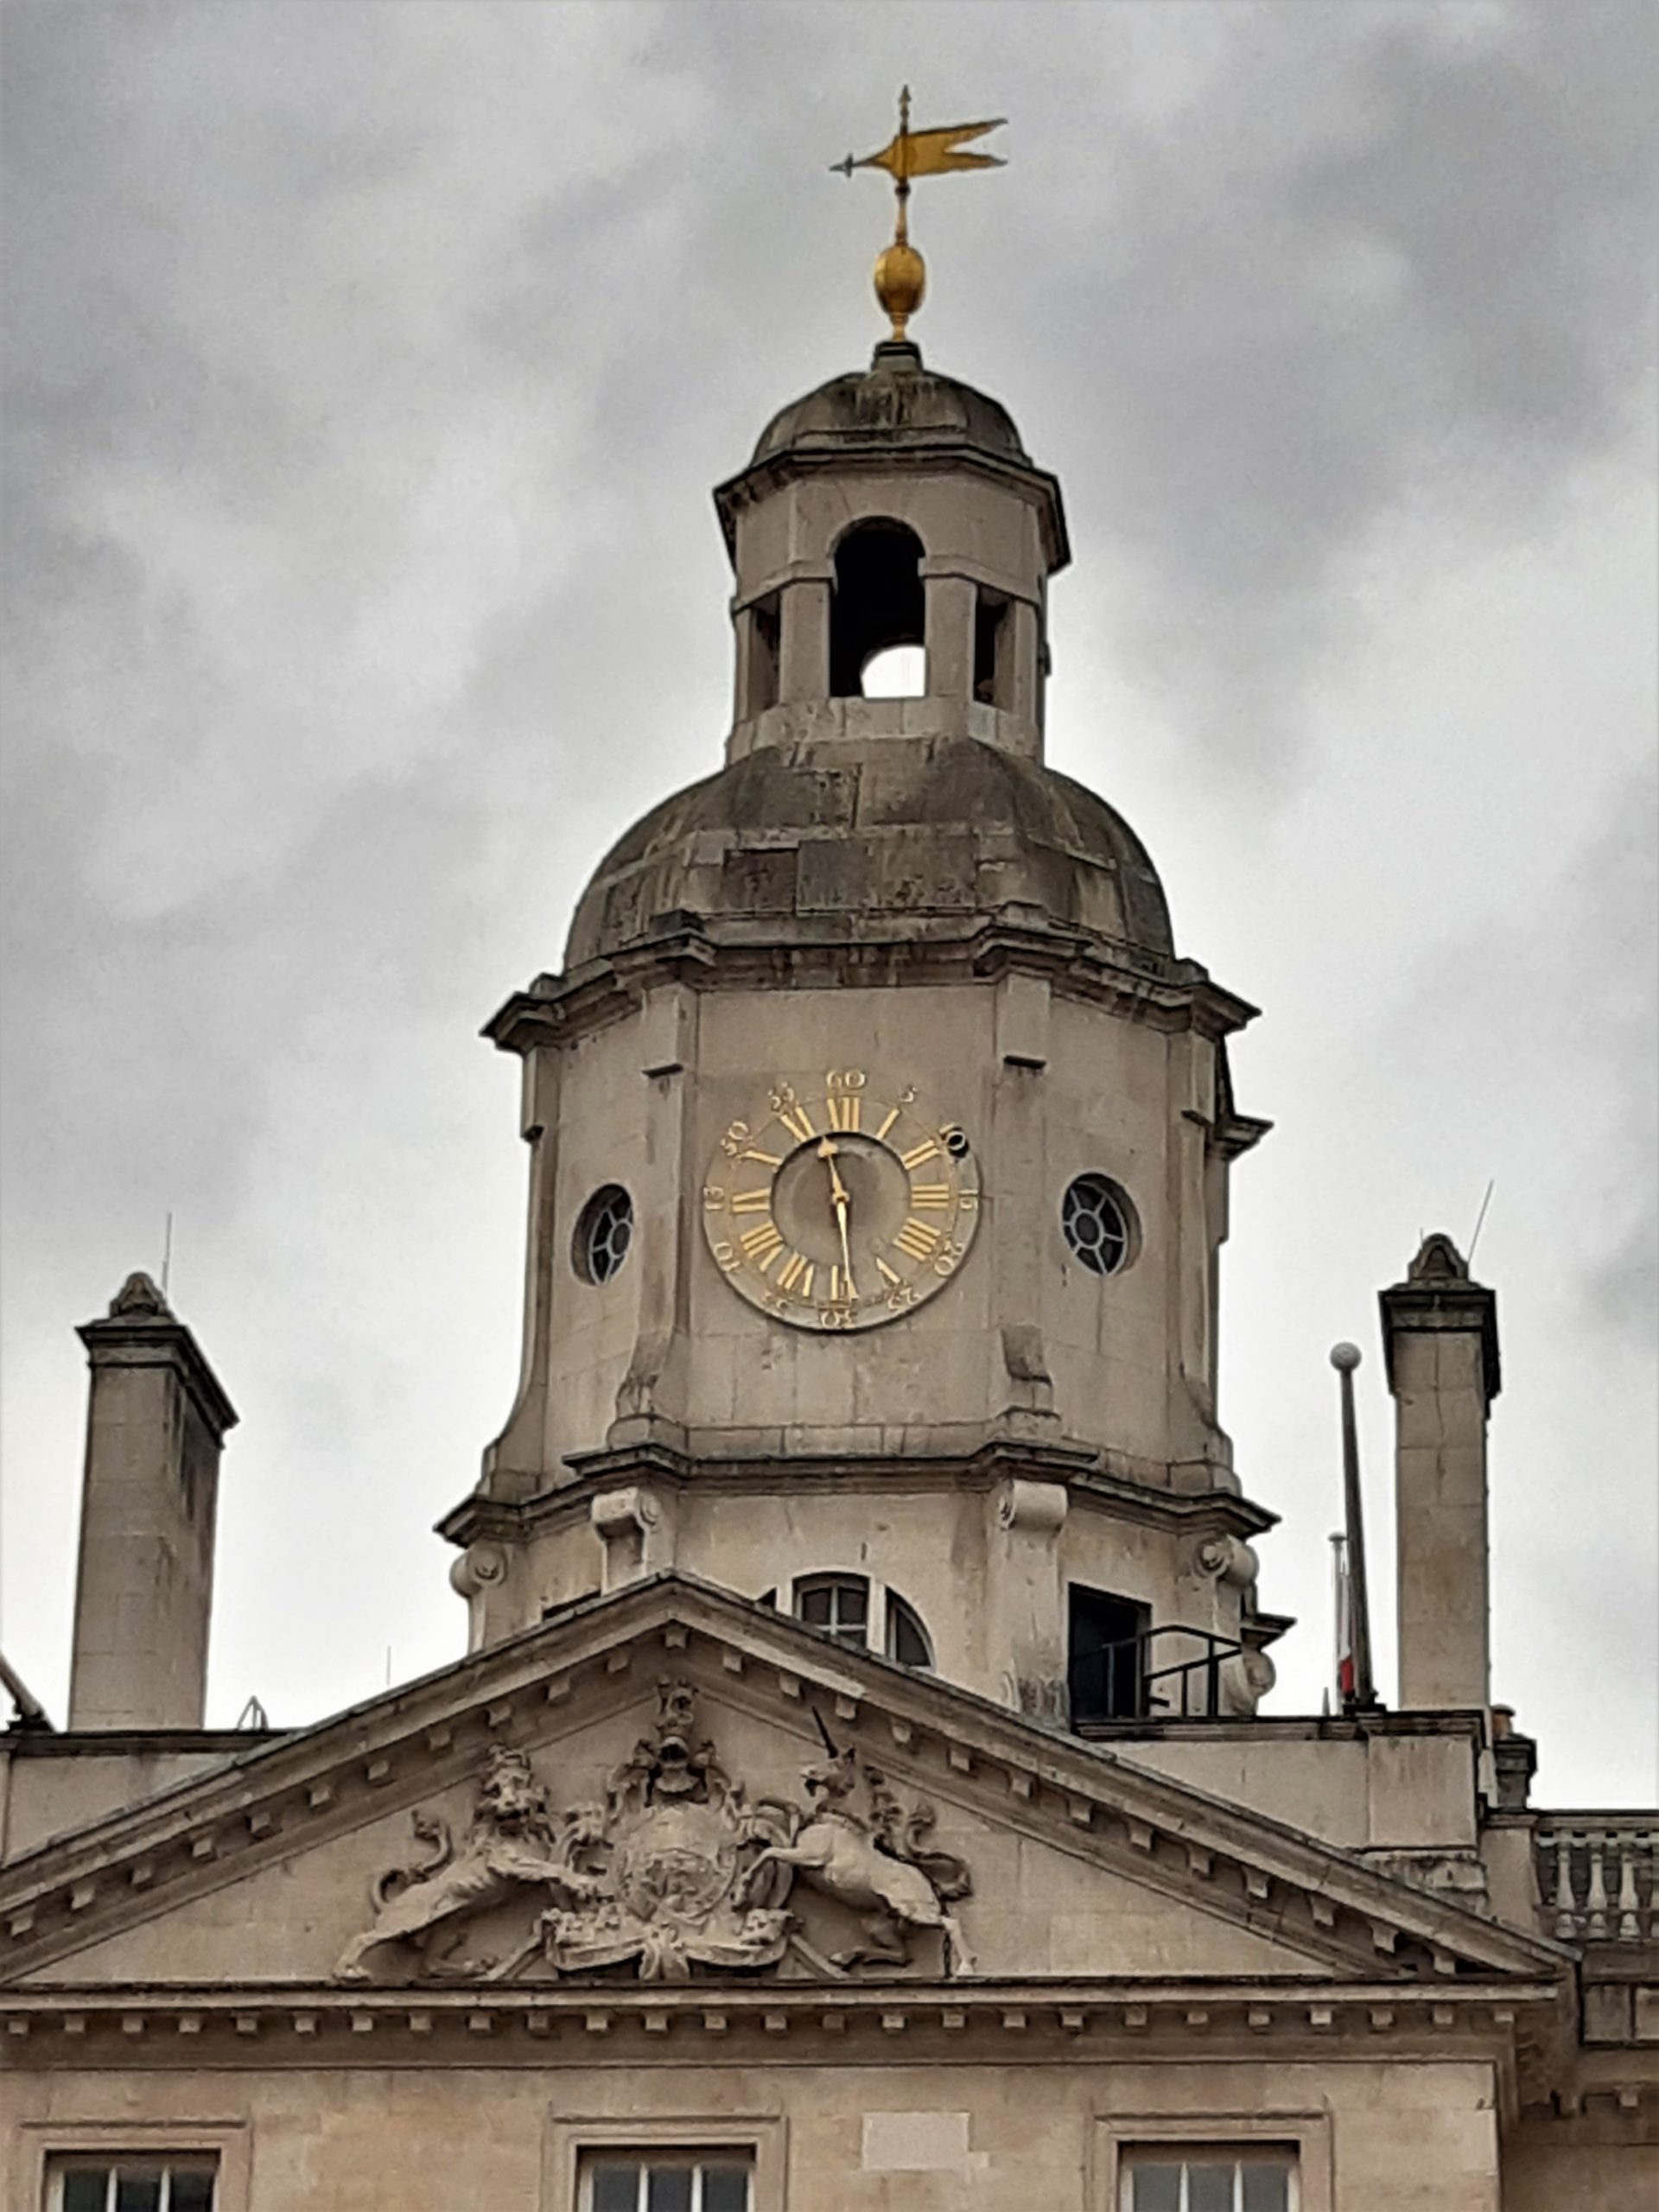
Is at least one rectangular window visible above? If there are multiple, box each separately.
[48,2161,216,2212]
[1122,2148,1295,2212]
[582,2156,752,2212]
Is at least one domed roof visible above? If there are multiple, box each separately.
[751,345,1028,468]
[565,735,1173,970]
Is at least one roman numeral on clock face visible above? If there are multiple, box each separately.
[893,1217,942,1262]
[777,1251,814,1296]
[729,1188,772,1213]
[900,1137,941,1170]
[910,1183,952,1210]
[827,1091,861,1132]
[739,1221,785,1268]
[777,1103,816,1143]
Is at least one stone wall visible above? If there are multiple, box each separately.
[3,2056,1521,2210]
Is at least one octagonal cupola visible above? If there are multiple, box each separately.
[715,340,1068,762]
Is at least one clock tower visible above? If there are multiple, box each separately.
[443,336,1280,1724]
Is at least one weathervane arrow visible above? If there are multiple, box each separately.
[832,114,1007,182]
[831,86,1007,344]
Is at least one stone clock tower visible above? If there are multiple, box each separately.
[443,336,1281,1722]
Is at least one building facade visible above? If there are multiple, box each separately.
[3,328,1656,2209]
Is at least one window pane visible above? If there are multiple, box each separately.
[888,1602,931,1668]
[61,2177,108,2212]
[590,2164,640,2212]
[114,2178,162,2212]
[168,2176,216,2212]
[645,2168,692,2212]
[1129,2163,1182,2212]
[1240,2165,1289,2212]
[834,1582,868,1628]
[1187,2164,1234,2212]
[702,2167,750,2212]
[798,1586,832,1624]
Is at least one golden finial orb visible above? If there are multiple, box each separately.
[831,86,1006,346]
[874,239,927,340]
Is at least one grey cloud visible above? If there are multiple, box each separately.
[1388,756,1658,1351]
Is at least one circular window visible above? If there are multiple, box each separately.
[574,1185,634,1285]
[1061,1173,1133,1276]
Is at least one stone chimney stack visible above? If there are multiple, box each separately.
[1380,1234,1500,1713]
[67,1272,238,1731]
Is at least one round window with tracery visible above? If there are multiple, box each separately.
[575,1185,634,1285]
[1061,1173,1134,1276]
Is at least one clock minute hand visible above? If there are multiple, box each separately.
[817,1137,858,1299]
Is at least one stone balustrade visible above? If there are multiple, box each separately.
[1535,1816,1658,1942]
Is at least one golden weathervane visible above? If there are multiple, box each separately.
[832,87,1005,344]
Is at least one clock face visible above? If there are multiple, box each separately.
[702,1072,980,1331]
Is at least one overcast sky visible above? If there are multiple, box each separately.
[3,0,1654,1804]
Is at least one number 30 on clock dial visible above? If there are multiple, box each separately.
[702,1072,980,1331]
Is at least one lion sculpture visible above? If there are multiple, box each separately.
[336,1745,604,1981]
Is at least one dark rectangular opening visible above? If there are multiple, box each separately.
[747,594,780,715]
[974,591,1009,709]
[1068,1581,1150,1724]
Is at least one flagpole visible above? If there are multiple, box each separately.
[1331,1342,1378,1711]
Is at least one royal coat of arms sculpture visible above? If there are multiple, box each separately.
[336,1681,973,1986]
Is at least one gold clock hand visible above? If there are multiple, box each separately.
[817,1138,857,1297]
[834,1192,856,1297]
[817,1135,849,1203]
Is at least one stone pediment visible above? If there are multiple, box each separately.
[0,1576,1565,2000]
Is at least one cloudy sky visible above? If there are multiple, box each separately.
[3,1,1654,1804]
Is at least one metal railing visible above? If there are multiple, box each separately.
[1070,1624,1245,1725]
[1535,1816,1658,1942]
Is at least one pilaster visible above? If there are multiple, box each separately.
[480,1041,563,1501]
[609,982,700,1452]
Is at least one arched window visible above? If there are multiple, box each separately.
[756,1573,934,1669]
[830,520,925,699]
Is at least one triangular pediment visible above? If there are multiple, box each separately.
[0,1575,1564,2000]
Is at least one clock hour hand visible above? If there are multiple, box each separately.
[817,1137,857,1298]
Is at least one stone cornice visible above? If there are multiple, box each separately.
[1379,1268,1501,1403]
[439,1446,1279,1553]
[714,440,1070,572]
[482,913,1258,1060]
[1,1577,1571,1996]
[76,1309,238,1440]
[1,1974,1563,2068]
[3,1731,282,1760]
[1076,1711,1487,1750]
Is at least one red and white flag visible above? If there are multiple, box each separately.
[1332,1532,1356,1707]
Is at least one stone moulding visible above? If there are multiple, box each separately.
[713,443,1070,572]
[3,1976,1584,2126]
[483,912,1259,1065]
[1,1976,1565,2050]
[443,1443,1281,1554]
